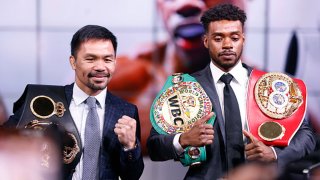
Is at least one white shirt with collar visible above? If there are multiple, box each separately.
[210,60,249,132]
[70,83,106,180]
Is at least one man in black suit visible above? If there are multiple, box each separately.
[147,4,315,179]
[5,25,144,180]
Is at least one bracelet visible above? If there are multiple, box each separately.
[123,143,137,151]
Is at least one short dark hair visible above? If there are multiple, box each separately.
[70,25,117,57]
[200,4,247,33]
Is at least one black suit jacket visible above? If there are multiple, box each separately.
[6,83,144,180]
[147,64,315,180]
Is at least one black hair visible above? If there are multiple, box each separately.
[200,4,247,33]
[70,25,117,57]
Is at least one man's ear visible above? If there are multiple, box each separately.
[203,34,209,48]
[69,56,76,70]
[242,33,245,45]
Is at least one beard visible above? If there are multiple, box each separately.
[87,71,110,90]
[210,48,243,71]
[87,81,107,90]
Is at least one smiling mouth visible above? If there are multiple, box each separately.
[88,73,110,78]
[91,76,105,82]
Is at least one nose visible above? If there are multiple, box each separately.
[223,38,233,49]
[177,5,201,18]
[93,60,106,71]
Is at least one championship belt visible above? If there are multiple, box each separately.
[13,84,82,177]
[150,73,216,166]
[247,69,306,146]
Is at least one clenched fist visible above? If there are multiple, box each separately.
[114,115,137,150]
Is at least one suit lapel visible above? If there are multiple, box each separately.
[102,91,119,147]
[64,83,74,105]
[103,92,115,132]
[243,63,253,76]
[193,65,226,146]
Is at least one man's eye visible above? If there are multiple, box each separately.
[104,59,114,63]
[232,37,240,41]
[214,37,222,42]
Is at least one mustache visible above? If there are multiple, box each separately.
[218,51,236,57]
[88,72,110,78]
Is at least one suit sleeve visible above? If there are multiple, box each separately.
[274,118,316,169]
[119,105,144,180]
[147,126,180,161]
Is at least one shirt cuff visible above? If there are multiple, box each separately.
[270,147,278,160]
[173,133,184,155]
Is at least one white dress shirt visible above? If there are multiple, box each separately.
[70,83,106,180]
[210,60,249,133]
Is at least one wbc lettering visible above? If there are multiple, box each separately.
[168,95,184,125]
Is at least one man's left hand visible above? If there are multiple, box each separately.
[114,115,136,150]
[243,130,276,162]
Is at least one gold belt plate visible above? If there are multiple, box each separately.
[254,72,303,119]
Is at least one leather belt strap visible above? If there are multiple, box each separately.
[13,84,82,177]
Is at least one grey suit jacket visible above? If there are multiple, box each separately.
[147,64,315,180]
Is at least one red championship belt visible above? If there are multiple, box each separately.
[247,69,306,146]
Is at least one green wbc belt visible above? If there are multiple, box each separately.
[150,73,216,166]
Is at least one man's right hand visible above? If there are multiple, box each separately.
[179,112,215,148]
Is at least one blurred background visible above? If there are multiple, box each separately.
[0,0,320,179]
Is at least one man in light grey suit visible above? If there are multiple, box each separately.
[147,4,316,179]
